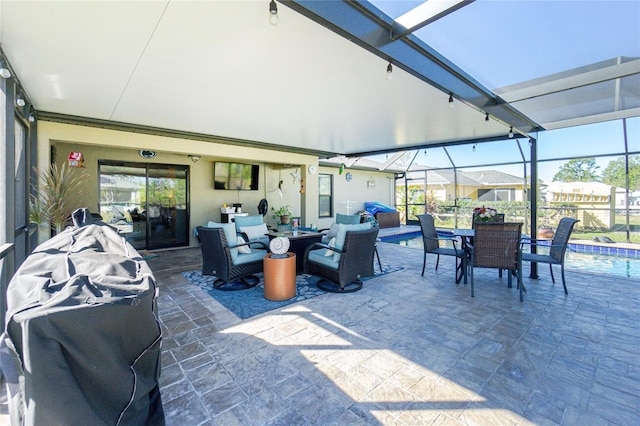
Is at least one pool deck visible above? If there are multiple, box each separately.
[2,233,637,425]
[145,243,639,424]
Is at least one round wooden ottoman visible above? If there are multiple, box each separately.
[263,253,296,301]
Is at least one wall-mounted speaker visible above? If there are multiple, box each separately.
[139,150,156,159]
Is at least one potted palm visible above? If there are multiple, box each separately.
[30,163,86,235]
[272,205,292,225]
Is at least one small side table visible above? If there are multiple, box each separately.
[263,253,296,301]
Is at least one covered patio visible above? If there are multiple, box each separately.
[145,241,638,425]
[1,1,639,423]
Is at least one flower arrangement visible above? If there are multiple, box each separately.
[473,206,497,221]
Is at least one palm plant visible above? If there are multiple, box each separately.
[30,163,86,234]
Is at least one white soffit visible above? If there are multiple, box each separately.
[1,0,515,156]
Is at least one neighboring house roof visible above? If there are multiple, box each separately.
[463,170,523,185]
[406,169,524,187]
[428,169,481,186]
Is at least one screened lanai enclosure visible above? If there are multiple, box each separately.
[352,117,639,244]
[1,0,639,325]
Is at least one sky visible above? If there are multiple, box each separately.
[372,0,640,89]
[364,0,640,183]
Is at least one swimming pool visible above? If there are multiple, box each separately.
[381,232,640,279]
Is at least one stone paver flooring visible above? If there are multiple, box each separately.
[147,242,640,425]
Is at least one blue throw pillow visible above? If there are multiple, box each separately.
[234,215,264,233]
[206,222,239,261]
[333,222,371,263]
[336,213,361,225]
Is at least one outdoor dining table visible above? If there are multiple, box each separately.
[452,228,474,284]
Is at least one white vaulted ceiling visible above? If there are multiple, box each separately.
[1,0,637,158]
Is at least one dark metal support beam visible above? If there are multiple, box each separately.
[346,133,521,158]
[529,137,539,279]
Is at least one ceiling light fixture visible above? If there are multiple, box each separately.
[386,63,393,81]
[0,58,10,79]
[269,0,279,26]
[188,155,201,163]
[16,93,26,107]
[484,112,490,126]
[448,93,454,108]
[509,126,514,138]
[28,106,36,123]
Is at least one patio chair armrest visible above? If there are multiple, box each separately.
[429,235,459,250]
[304,242,329,258]
[247,241,268,250]
[520,240,565,249]
[228,240,267,251]
[303,242,344,259]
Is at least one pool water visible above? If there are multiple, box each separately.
[383,234,640,279]
[564,251,639,278]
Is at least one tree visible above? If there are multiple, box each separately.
[552,158,600,182]
[601,155,640,190]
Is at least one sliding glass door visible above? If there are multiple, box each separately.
[99,161,189,250]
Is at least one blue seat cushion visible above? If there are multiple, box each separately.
[308,249,339,270]
[234,249,267,265]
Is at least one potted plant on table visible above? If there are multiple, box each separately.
[272,205,292,224]
[473,206,497,222]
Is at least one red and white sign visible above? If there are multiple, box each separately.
[68,151,84,167]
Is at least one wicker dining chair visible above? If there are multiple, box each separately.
[469,222,525,301]
[472,213,506,276]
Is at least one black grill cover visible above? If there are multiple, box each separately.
[1,221,164,425]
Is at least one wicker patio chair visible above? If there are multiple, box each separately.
[320,213,382,271]
[469,222,525,301]
[417,214,467,280]
[472,213,506,276]
[521,217,579,294]
[304,226,379,293]
[197,225,268,291]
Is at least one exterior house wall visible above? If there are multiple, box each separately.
[428,185,526,203]
[316,166,395,230]
[36,122,395,246]
[37,122,318,246]
[545,182,616,229]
